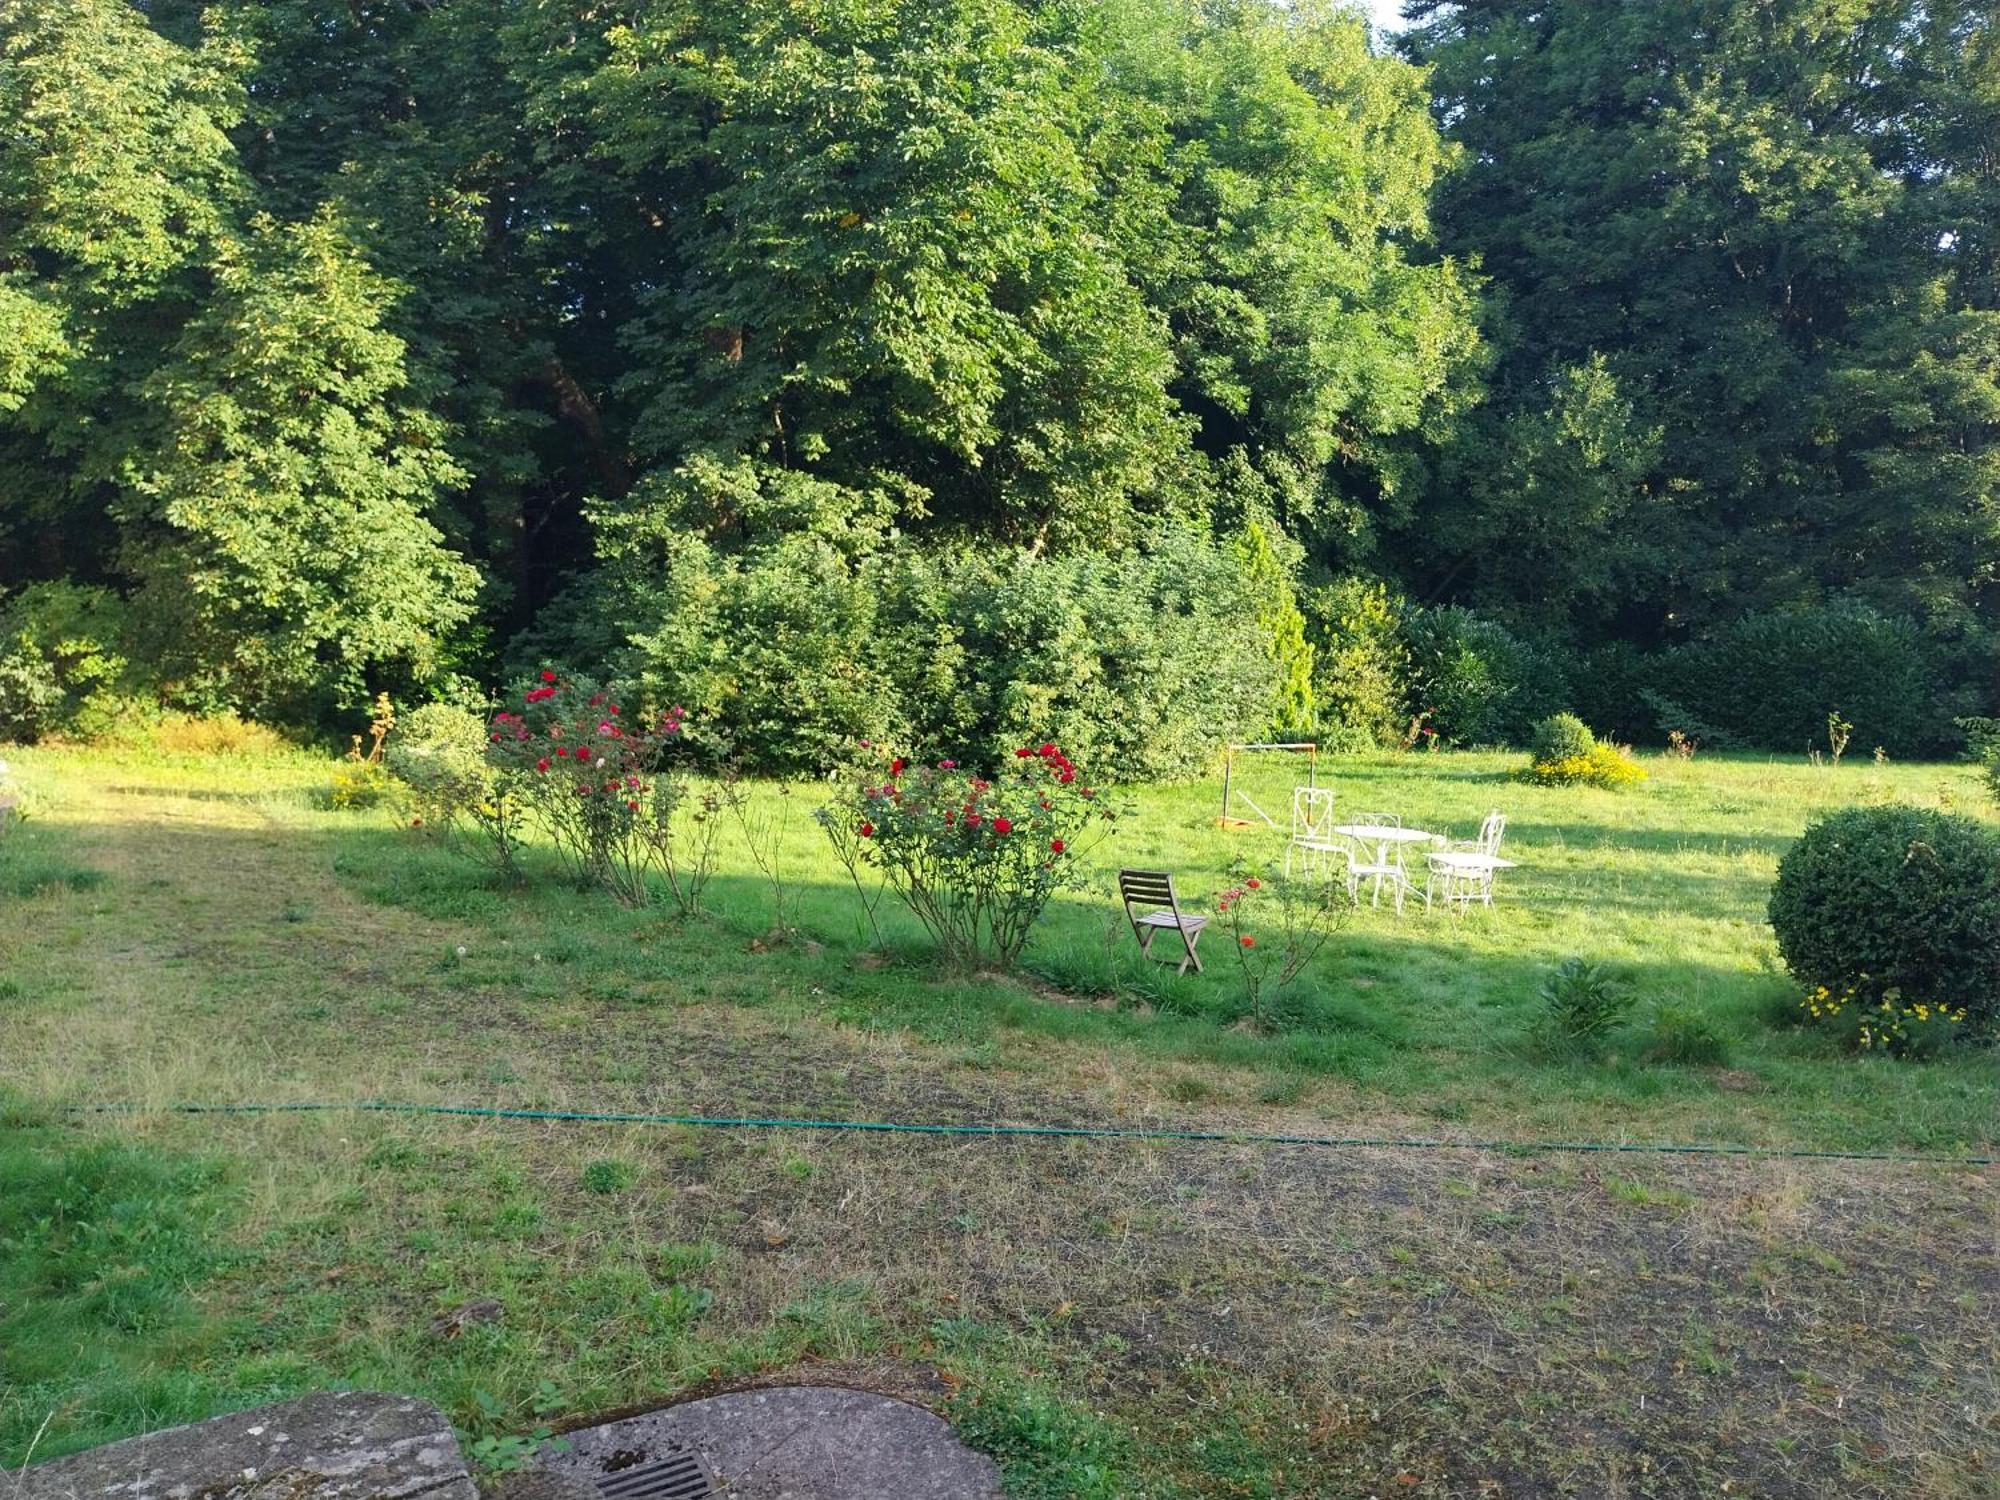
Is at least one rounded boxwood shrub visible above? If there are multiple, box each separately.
[1530,712,1596,763]
[1768,806,2000,1031]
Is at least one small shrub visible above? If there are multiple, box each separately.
[1536,958,1635,1050]
[1769,805,2000,1039]
[491,673,696,903]
[1526,741,1648,789]
[1208,863,1350,1032]
[817,741,1123,969]
[1530,713,1596,763]
[1643,1003,1730,1066]
[148,713,289,756]
[321,762,400,811]
[1797,983,1974,1057]
[385,702,493,831]
[581,1158,638,1194]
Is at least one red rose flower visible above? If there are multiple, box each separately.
[541,669,557,682]
[992,817,1012,834]
[1240,935,1255,948]
[536,757,551,772]
[1049,838,1065,854]
[1246,878,1261,889]
[859,821,875,837]
[1015,747,1032,758]
[890,757,906,777]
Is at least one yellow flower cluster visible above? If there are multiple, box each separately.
[1527,746,1649,789]
[1801,984,1969,1053]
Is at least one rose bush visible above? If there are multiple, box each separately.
[481,671,713,906]
[817,741,1122,968]
[1209,861,1347,1030]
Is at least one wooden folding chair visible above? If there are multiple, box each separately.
[1119,869,1209,975]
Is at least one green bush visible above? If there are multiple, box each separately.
[608,529,1281,779]
[1670,605,1941,755]
[1768,806,2000,1034]
[1530,713,1596,763]
[898,533,1279,780]
[1643,1004,1730,1066]
[1535,957,1635,1052]
[1234,521,1315,740]
[1402,605,1567,747]
[385,702,494,832]
[1300,576,1409,750]
[0,583,134,743]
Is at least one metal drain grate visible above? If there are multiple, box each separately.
[591,1449,715,1500]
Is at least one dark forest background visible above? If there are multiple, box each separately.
[2,0,1995,771]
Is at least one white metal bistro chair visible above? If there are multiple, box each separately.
[1425,810,1511,911]
[1284,786,1341,879]
[1340,811,1413,912]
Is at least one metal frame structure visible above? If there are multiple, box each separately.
[1215,741,1318,828]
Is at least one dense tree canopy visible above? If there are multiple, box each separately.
[1399,0,2000,647]
[0,0,1994,762]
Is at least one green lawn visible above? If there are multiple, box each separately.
[0,744,1994,1497]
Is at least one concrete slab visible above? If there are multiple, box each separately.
[541,1387,1002,1500]
[14,1392,477,1500]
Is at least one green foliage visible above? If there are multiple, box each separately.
[0,583,132,742]
[944,1367,1128,1500]
[120,213,479,715]
[1234,521,1315,738]
[3,0,1997,756]
[321,762,400,812]
[1530,714,1596,764]
[1535,958,1637,1052]
[816,741,1123,969]
[1402,605,1566,748]
[1769,806,2000,1033]
[580,1159,638,1195]
[1643,1004,1731,1067]
[1667,606,1942,756]
[385,702,493,832]
[617,529,1283,779]
[1301,576,1410,750]
[1405,0,2000,649]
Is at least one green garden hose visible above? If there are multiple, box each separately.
[79,1099,1996,1167]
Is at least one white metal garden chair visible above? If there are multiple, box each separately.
[1340,811,1412,913]
[1425,810,1511,912]
[1284,786,1341,878]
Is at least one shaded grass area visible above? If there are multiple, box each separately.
[0,745,1994,1497]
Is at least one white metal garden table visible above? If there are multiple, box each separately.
[1327,824,1441,911]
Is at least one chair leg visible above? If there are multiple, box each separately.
[1178,926,1203,975]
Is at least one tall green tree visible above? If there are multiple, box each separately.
[0,0,481,714]
[1401,0,2000,641]
[120,214,479,711]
